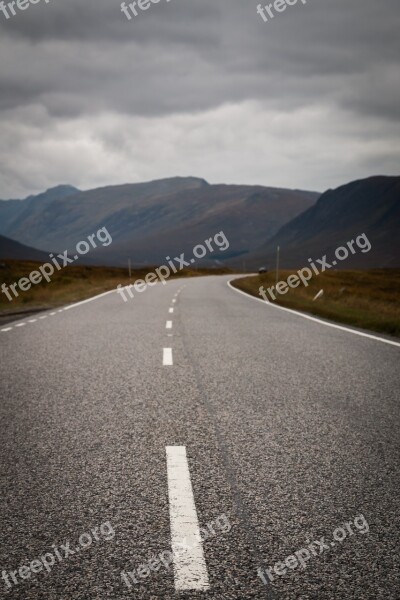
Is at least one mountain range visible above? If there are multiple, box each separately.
[0,178,318,266]
[0,175,398,269]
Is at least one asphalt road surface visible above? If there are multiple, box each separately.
[0,275,399,600]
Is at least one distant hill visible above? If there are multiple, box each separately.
[0,185,80,234]
[0,177,318,266]
[244,176,400,269]
[0,234,49,261]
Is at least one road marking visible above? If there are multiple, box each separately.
[64,288,116,311]
[50,312,57,316]
[39,315,47,319]
[163,348,173,366]
[1,327,12,332]
[15,322,26,327]
[228,279,400,348]
[166,446,209,591]
[169,308,174,314]
[166,321,173,329]
[28,319,37,323]
[172,299,176,303]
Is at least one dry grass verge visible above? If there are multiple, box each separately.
[232,269,400,338]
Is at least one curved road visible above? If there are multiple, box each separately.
[0,275,399,599]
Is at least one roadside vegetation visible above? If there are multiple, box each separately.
[0,260,232,316]
[232,269,400,338]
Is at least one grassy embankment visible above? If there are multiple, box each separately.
[0,260,232,316]
[232,270,400,337]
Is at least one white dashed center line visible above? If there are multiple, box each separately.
[28,319,37,323]
[1,327,12,332]
[163,348,173,366]
[166,321,173,329]
[15,323,26,327]
[169,308,174,314]
[166,446,209,591]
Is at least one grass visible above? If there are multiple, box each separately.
[0,260,232,316]
[232,269,400,338]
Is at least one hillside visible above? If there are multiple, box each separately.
[0,234,49,262]
[0,177,318,266]
[0,185,80,234]
[244,176,400,269]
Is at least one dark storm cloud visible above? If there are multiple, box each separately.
[0,0,398,119]
[0,0,399,196]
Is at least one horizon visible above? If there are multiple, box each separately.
[2,172,400,202]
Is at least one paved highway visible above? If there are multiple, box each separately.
[0,275,399,599]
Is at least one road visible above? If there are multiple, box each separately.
[0,275,399,600]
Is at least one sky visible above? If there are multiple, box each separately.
[0,0,399,198]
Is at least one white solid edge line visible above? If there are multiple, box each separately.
[166,321,173,329]
[1,327,12,332]
[163,347,173,366]
[64,289,116,311]
[166,446,209,591]
[169,308,174,314]
[227,279,400,348]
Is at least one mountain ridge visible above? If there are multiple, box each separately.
[0,177,319,266]
[244,175,400,269]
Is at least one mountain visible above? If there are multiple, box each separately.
[0,234,49,262]
[0,185,80,235]
[244,175,400,269]
[0,177,318,266]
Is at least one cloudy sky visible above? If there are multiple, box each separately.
[0,0,399,198]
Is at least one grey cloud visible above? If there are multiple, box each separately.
[0,0,399,119]
[0,0,398,197]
